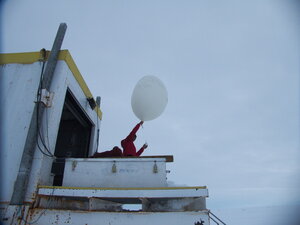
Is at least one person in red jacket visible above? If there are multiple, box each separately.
[121,121,148,156]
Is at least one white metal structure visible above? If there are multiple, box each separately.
[63,158,168,187]
[1,50,212,225]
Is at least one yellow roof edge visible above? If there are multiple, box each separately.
[0,51,43,64]
[60,50,102,119]
[0,50,102,119]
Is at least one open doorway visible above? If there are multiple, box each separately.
[52,89,93,186]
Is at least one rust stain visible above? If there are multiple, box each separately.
[27,207,36,223]
[16,206,26,225]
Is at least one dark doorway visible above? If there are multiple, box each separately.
[52,90,93,186]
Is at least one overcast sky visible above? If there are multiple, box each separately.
[1,0,300,210]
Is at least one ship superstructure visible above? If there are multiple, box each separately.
[0,24,225,225]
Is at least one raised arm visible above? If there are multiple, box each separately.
[126,121,143,141]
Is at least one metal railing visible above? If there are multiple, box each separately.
[209,211,226,225]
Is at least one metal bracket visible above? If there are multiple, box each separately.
[72,161,77,171]
[112,161,117,173]
[40,89,54,107]
[153,161,158,173]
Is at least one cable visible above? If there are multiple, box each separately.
[140,125,148,148]
[36,89,53,156]
[37,138,53,157]
[36,60,51,157]
[38,101,53,157]
[35,59,54,158]
[45,109,51,153]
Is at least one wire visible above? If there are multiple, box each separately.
[45,109,51,152]
[35,59,54,158]
[37,139,53,157]
[39,102,53,157]
[140,125,148,147]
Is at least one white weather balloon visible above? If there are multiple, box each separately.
[131,76,168,121]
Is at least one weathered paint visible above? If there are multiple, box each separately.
[1,52,102,205]
[38,185,207,190]
[26,209,210,225]
[142,197,207,212]
[38,186,208,199]
[0,50,102,119]
[63,158,167,187]
[1,50,212,225]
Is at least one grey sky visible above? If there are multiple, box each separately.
[2,0,300,210]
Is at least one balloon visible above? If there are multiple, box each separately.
[131,75,168,121]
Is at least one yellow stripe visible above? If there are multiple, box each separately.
[0,50,102,119]
[59,50,102,119]
[0,51,44,64]
[38,185,207,190]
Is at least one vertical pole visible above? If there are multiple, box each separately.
[10,23,67,205]
[95,96,101,152]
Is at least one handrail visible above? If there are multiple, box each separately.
[209,211,226,225]
[209,216,219,225]
[90,155,174,162]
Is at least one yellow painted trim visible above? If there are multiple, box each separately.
[0,51,45,64]
[0,50,102,119]
[38,185,207,190]
[58,50,102,119]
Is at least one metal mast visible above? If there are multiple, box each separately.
[10,23,67,205]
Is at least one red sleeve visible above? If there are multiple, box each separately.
[126,123,141,140]
[136,146,145,156]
